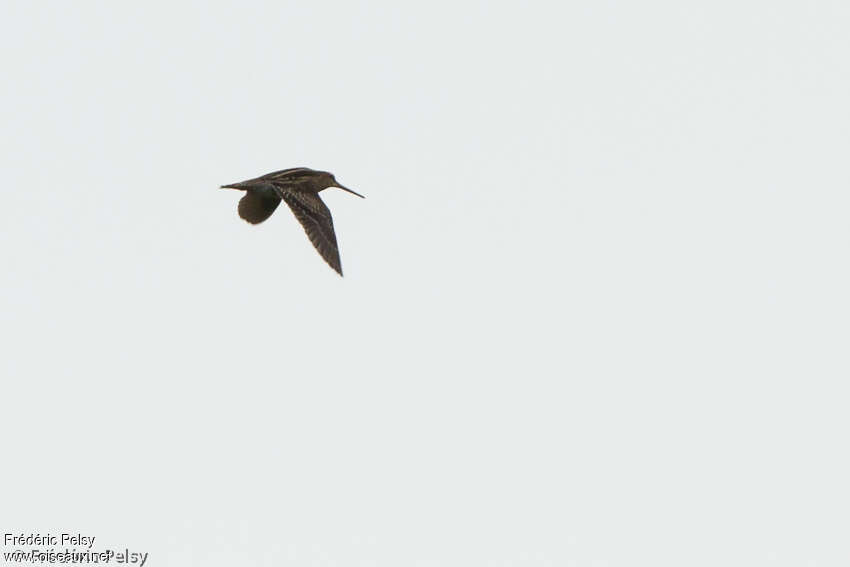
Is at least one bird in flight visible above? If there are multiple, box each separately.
[221,167,364,276]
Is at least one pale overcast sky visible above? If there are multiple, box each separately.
[2,1,849,566]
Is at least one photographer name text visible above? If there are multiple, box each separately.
[5,533,96,549]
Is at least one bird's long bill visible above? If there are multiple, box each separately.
[220,181,248,189]
[335,183,365,199]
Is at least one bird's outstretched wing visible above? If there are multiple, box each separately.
[279,192,342,275]
[238,191,281,224]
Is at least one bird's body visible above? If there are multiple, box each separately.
[221,167,364,276]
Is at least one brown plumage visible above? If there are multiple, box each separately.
[238,190,281,224]
[221,167,364,276]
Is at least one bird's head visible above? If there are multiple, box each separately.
[315,170,365,199]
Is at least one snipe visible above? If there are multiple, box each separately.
[221,167,364,276]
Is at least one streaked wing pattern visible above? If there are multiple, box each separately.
[279,191,342,275]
